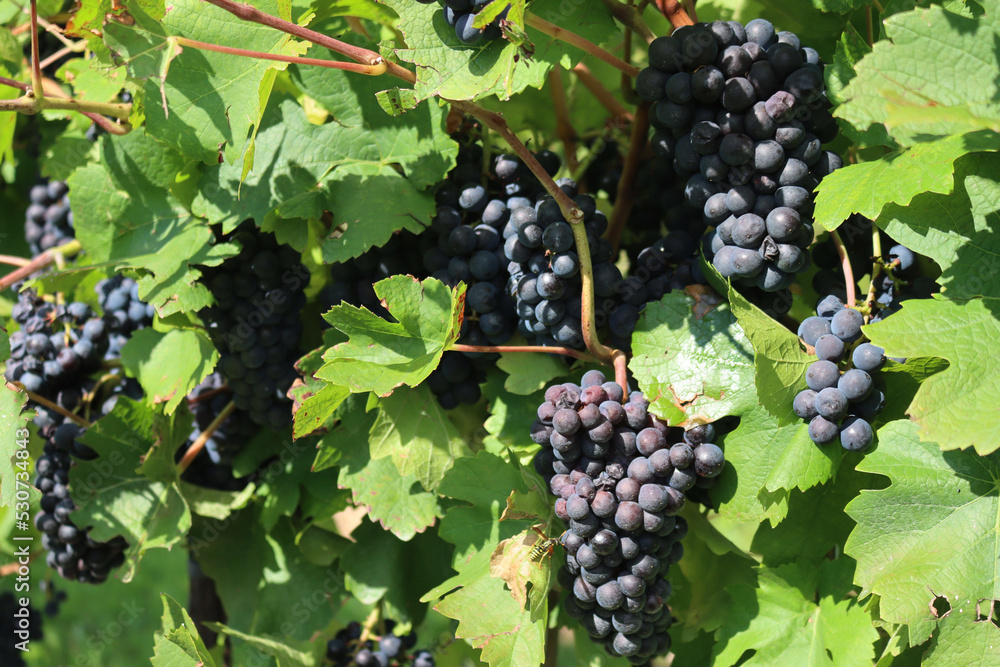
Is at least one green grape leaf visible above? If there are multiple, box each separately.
[923,605,1000,667]
[318,397,443,540]
[875,152,1000,300]
[631,289,757,426]
[316,276,465,397]
[0,384,37,508]
[670,523,758,639]
[120,328,218,414]
[496,352,567,396]
[836,2,1000,143]
[71,397,192,582]
[826,22,892,148]
[727,284,813,425]
[713,560,878,667]
[341,519,454,624]
[369,385,473,491]
[179,482,255,520]
[715,404,839,524]
[432,548,547,667]
[845,420,1000,642]
[751,463,885,566]
[103,0,298,164]
[152,594,218,667]
[864,298,999,453]
[430,451,535,563]
[380,0,618,105]
[208,624,316,667]
[66,132,238,317]
[482,372,545,459]
[293,384,351,440]
[193,512,339,660]
[813,133,999,232]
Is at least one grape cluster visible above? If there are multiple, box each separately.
[794,296,885,451]
[199,221,308,430]
[96,276,156,357]
[1,592,42,666]
[635,20,841,297]
[5,291,109,426]
[607,231,705,348]
[424,142,534,346]
[419,0,510,46]
[506,191,620,349]
[424,352,483,410]
[33,422,130,583]
[325,620,435,667]
[532,370,726,661]
[24,178,74,257]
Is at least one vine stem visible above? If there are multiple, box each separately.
[187,385,232,407]
[599,0,656,43]
[548,69,578,173]
[571,63,632,122]
[451,100,582,223]
[200,0,391,70]
[866,6,874,46]
[830,229,857,308]
[0,76,129,135]
[863,225,883,319]
[354,606,382,659]
[0,552,38,576]
[177,400,237,473]
[613,351,628,398]
[451,343,597,363]
[654,0,695,28]
[173,37,388,75]
[0,255,31,268]
[607,102,650,252]
[569,221,617,363]
[7,381,93,428]
[871,0,885,13]
[543,591,560,667]
[0,239,82,291]
[682,0,698,21]
[525,13,640,78]
[29,0,43,100]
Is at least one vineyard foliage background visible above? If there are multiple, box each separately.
[0,0,999,665]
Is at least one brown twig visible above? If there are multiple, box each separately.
[571,63,632,122]
[525,13,640,78]
[548,69,578,173]
[187,385,232,407]
[451,343,597,363]
[599,0,656,43]
[0,255,31,268]
[607,102,650,253]
[7,381,93,428]
[174,37,388,74]
[613,351,629,399]
[830,229,856,308]
[29,0,43,99]
[177,400,237,473]
[654,0,695,28]
[0,239,82,291]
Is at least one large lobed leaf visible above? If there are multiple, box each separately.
[713,559,878,667]
[631,290,757,426]
[845,420,1000,643]
[315,276,465,397]
[836,1,1000,143]
[865,298,1000,453]
[151,594,218,667]
[104,0,299,164]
